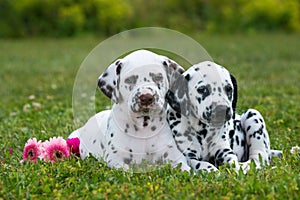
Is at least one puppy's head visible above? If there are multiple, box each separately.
[98,50,184,115]
[166,61,237,127]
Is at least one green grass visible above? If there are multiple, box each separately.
[0,33,299,199]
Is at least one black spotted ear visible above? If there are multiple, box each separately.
[165,90,181,113]
[98,59,123,103]
[162,58,185,86]
[230,73,238,118]
[166,74,190,116]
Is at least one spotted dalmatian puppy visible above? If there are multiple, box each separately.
[69,50,190,171]
[166,61,282,173]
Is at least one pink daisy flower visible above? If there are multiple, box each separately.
[66,137,80,157]
[42,136,70,162]
[20,138,43,163]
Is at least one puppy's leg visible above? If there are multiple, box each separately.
[190,159,218,172]
[69,110,110,160]
[270,149,283,158]
[213,147,241,172]
[169,153,192,172]
[241,109,274,168]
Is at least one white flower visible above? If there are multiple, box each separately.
[23,104,31,112]
[32,102,42,110]
[290,146,300,154]
[28,95,35,100]
[51,83,57,90]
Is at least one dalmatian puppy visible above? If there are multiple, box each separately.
[166,61,282,173]
[69,50,190,171]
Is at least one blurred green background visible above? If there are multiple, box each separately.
[1,0,299,38]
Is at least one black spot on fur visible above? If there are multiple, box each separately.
[163,152,168,158]
[197,97,201,104]
[196,135,203,145]
[185,74,191,81]
[188,152,196,158]
[230,74,238,118]
[176,112,181,118]
[197,129,207,139]
[102,72,108,77]
[235,135,239,145]
[246,111,256,119]
[172,120,180,127]
[229,130,235,138]
[241,140,245,147]
[247,126,251,131]
[116,63,122,75]
[190,149,197,153]
[143,116,150,127]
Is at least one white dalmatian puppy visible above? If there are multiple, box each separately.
[69,50,190,171]
[166,61,282,173]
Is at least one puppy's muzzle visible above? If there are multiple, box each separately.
[204,104,232,126]
[212,105,231,122]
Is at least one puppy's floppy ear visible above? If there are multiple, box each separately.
[166,90,181,114]
[162,58,185,86]
[230,73,238,118]
[166,74,190,116]
[97,59,123,103]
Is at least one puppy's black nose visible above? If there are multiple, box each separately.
[213,105,232,121]
[214,105,227,114]
[139,94,154,106]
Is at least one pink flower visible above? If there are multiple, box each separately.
[67,137,80,157]
[8,147,12,155]
[42,136,70,162]
[20,138,43,163]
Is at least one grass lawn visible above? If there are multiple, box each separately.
[0,32,299,199]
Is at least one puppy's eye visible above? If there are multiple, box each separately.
[224,85,233,99]
[124,75,138,85]
[197,85,210,96]
[151,73,163,82]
